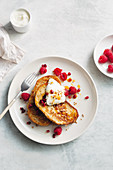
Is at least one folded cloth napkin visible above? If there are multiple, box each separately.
[0,25,24,82]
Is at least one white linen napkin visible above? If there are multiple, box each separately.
[0,25,24,82]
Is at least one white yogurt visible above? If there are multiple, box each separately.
[11,9,30,27]
[10,8,30,33]
[46,78,65,106]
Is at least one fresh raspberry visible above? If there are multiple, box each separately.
[60,72,67,81]
[64,89,69,96]
[39,66,47,74]
[67,78,72,82]
[46,130,50,133]
[40,100,44,104]
[73,94,77,99]
[26,121,31,125]
[50,90,54,94]
[68,72,71,76]
[68,95,71,99]
[77,88,81,93]
[85,96,89,99]
[20,107,26,113]
[103,49,112,57]
[54,126,62,135]
[52,133,56,138]
[43,101,46,107]
[108,54,113,63]
[69,86,77,94]
[107,64,113,73]
[21,93,30,101]
[45,92,49,95]
[98,55,108,63]
[42,64,47,67]
[53,68,62,76]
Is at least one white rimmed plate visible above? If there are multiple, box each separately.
[94,34,113,78]
[8,56,98,145]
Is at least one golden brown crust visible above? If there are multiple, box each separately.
[35,83,78,125]
[27,90,51,126]
[27,75,61,126]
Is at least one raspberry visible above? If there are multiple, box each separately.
[50,90,54,94]
[77,88,81,93]
[60,72,67,81]
[67,78,72,82]
[108,54,113,63]
[98,55,108,63]
[42,64,47,67]
[52,133,56,138]
[40,100,44,104]
[54,126,62,135]
[21,93,30,101]
[64,89,69,96]
[68,72,71,76]
[39,66,47,74]
[53,68,62,76]
[104,49,112,57]
[73,94,77,99]
[85,96,89,99]
[69,86,77,94]
[46,130,50,133]
[43,103,46,107]
[20,107,26,113]
[68,95,72,99]
[107,64,113,73]
[26,121,31,125]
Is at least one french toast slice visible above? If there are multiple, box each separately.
[27,75,61,126]
[35,83,79,125]
[27,90,51,126]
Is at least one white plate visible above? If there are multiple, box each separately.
[8,56,98,145]
[94,34,113,78]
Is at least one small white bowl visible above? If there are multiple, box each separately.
[10,8,31,33]
[93,34,113,78]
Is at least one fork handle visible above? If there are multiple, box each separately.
[0,91,22,120]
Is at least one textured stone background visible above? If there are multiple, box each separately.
[0,0,113,170]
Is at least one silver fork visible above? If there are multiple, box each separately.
[0,72,38,120]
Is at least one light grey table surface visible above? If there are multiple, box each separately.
[0,0,113,170]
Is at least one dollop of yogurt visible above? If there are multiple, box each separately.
[46,78,65,105]
[11,9,30,27]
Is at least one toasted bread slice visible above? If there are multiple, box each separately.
[27,75,61,126]
[27,90,51,126]
[35,83,79,125]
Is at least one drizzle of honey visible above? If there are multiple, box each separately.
[77,84,80,88]
[65,86,69,90]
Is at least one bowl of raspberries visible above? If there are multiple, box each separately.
[94,34,113,78]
